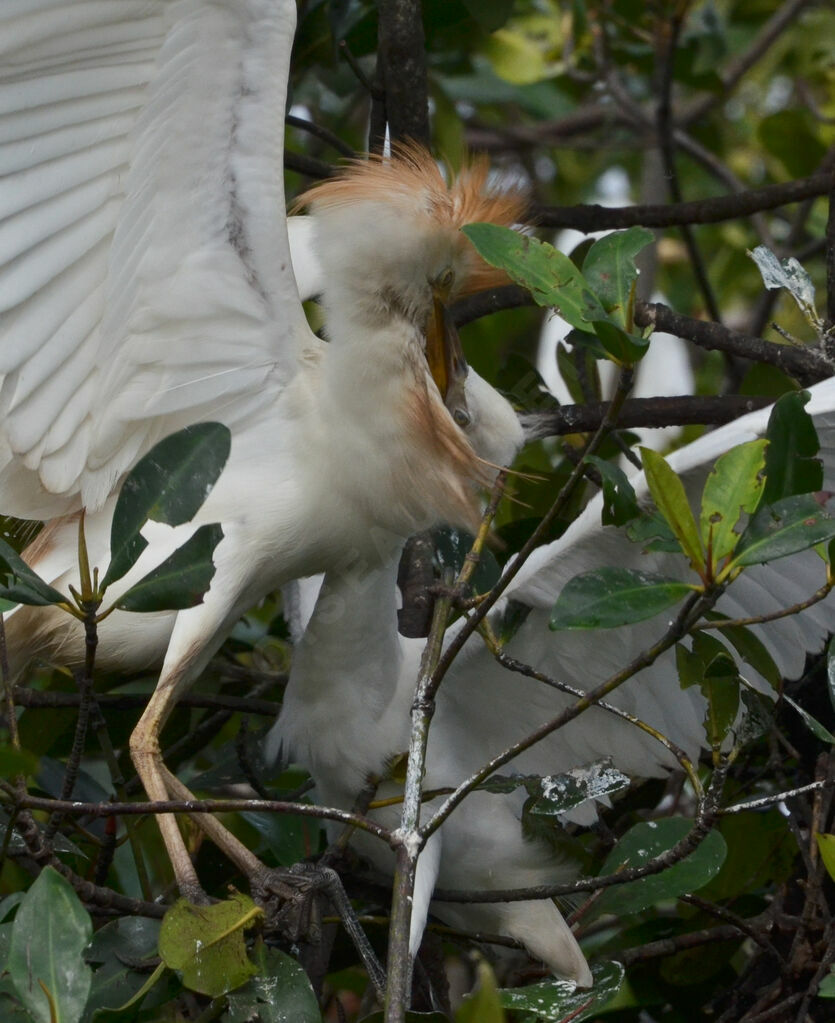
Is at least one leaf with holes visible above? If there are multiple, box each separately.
[159,893,261,998]
[462,224,606,331]
[114,524,223,613]
[103,422,231,589]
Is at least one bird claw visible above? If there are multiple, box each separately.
[253,863,327,944]
[252,862,387,1002]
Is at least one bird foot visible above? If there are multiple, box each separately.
[251,862,386,1001]
[252,862,328,944]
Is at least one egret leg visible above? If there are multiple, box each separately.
[160,766,387,999]
[129,688,207,903]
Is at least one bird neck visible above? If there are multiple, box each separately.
[316,305,486,537]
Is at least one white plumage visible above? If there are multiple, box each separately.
[269,377,835,987]
[0,0,524,902]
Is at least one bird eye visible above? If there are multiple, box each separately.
[437,267,455,292]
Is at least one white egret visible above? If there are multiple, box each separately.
[0,0,525,901]
[269,377,835,987]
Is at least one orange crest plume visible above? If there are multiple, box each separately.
[292,142,529,294]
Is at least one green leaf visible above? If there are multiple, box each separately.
[731,494,835,568]
[499,960,624,1020]
[700,439,767,566]
[550,567,694,630]
[461,224,607,331]
[85,916,163,1020]
[762,391,822,505]
[456,959,505,1023]
[705,612,782,691]
[626,510,680,552]
[102,422,231,589]
[815,833,835,883]
[582,227,655,327]
[677,634,741,748]
[556,342,602,404]
[0,746,38,778]
[641,447,705,572]
[460,0,514,32]
[591,319,649,365]
[158,893,261,998]
[590,818,727,919]
[0,537,68,607]
[114,523,223,613]
[527,759,630,818]
[586,456,639,526]
[819,967,835,998]
[782,694,835,744]
[225,941,320,1023]
[701,655,741,750]
[8,866,93,1023]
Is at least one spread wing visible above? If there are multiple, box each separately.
[437,378,835,786]
[0,0,309,518]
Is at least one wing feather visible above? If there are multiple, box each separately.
[0,0,305,516]
[441,379,835,786]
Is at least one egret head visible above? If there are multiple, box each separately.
[293,144,527,409]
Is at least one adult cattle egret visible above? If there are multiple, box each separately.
[0,0,525,901]
[269,377,835,986]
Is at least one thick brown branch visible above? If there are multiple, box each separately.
[536,172,834,231]
[12,687,282,716]
[521,394,772,441]
[635,301,831,384]
[376,0,430,147]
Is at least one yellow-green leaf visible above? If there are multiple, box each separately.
[700,439,767,569]
[641,448,705,573]
[816,833,835,883]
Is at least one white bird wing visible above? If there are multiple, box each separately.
[438,378,835,785]
[0,0,310,519]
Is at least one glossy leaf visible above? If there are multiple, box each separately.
[114,523,223,613]
[592,318,649,365]
[499,960,624,1020]
[705,612,782,691]
[700,439,767,566]
[225,941,320,1023]
[782,694,835,744]
[591,818,727,919]
[586,456,639,526]
[641,447,705,572]
[762,391,822,505]
[0,537,67,607]
[732,494,835,567]
[8,867,92,1023]
[461,224,606,331]
[677,638,740,747]
[158,893,261,998]
[582,227,654,328]
[103,422,231,589]
[85,916,163,1020]
[550,567,694,630]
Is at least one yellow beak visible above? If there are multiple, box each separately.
[425,296,471,428]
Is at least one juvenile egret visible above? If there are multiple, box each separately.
[269,377,835,986]
[0,0,525,901]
